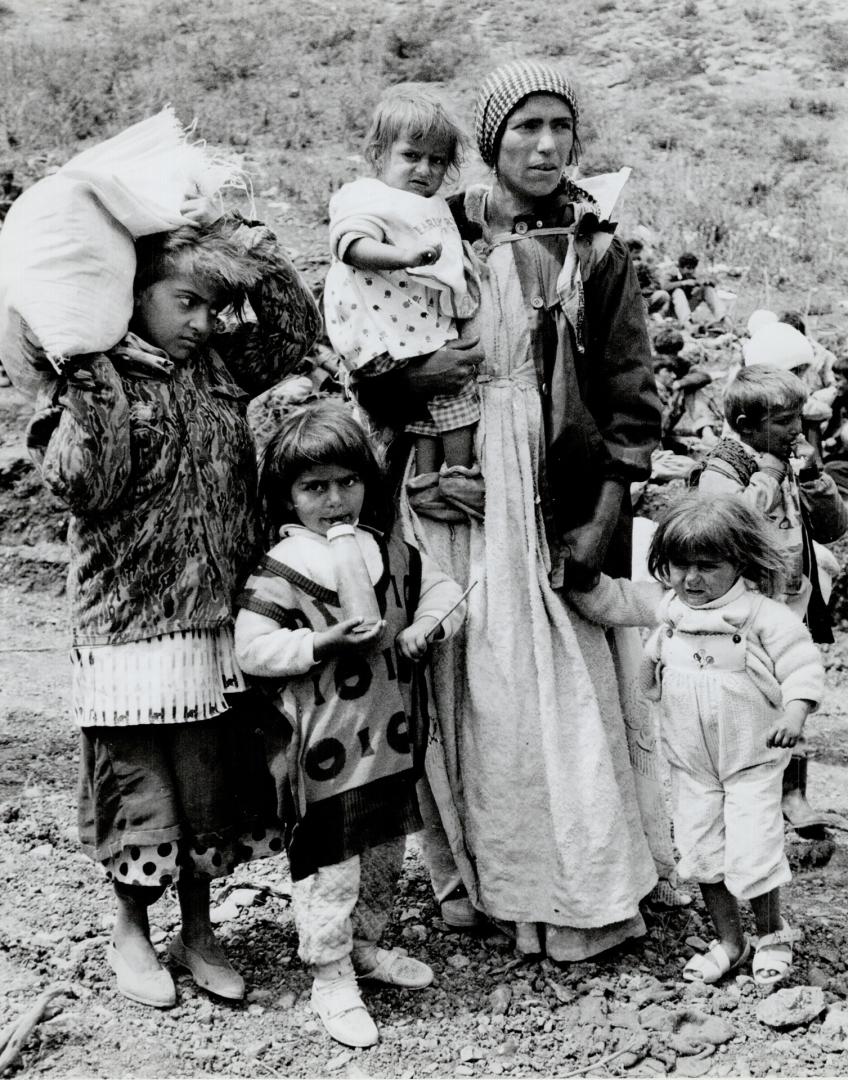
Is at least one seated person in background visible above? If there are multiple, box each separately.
[663,251,724,328]
[822,346,848,498]
[628,238,669,315]
[653,329,720,455]
[780,310,838,416]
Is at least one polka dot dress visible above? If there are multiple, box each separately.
[103,827,286,887]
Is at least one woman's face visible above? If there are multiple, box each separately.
[495,93,575,201]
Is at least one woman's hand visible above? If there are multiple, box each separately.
[561,479,625,591]
[396,615,441,661]
[313,618,386,659]
[766,700,810,748]
[405,337,483,399]
[561,520,611,591]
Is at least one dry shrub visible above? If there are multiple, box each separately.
[383,4,479,83]
[780,133,826,164]
[821,22,848,71]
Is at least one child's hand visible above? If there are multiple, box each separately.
[766,701,809,748]
[181,195,223,226]
[406,241,442,268]
[396,616,440,661]
[313,618,386,659]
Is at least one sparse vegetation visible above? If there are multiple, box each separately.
[0,0,845,327]
[821,21,848,71]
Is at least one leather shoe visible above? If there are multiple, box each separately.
[168,933,245,1001]
[108,941,176,1009]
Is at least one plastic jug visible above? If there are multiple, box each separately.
[326,524,381,632]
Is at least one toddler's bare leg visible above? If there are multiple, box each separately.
[441,425,475,470]
[750,886,782,937]
[415,435,442,476]
[699,880,746,963]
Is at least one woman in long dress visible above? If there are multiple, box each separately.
[352,60,663,960]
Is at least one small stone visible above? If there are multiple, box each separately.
[195,1001,214,1024]
[460,1045,484,1062]
[579,995,607,1025]
[489,985,511,1015]
[247,988,274,1003]
[247,1003,266,1016]
[229,887,261,908]
[454,1067,474,1077]
[210,898,241,923]
[246,1039,271,1058]
[326,1050,353,1071]
[303,1020,321,1035]
[30,843,53,858]
[808,967,831,989]
[448,953,470,969]
[608,1008,640,1029]
[685,936,709,951]
[495,1038,518,1058]
[756,986,827,1029]
[639,1003,673,1030]
[675,1058,716,1078]
[820,1007,848,1050]
[276,990,297,1009]
[546,978,577,1005]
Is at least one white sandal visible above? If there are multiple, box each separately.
[683,938,752,984]
[752,920,800,986]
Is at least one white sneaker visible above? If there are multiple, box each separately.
[311,974,378,1048]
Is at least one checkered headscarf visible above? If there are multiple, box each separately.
[474,60,580,167]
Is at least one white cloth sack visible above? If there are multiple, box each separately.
[0,108,240,395]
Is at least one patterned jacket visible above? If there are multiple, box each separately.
[28,237,321,646]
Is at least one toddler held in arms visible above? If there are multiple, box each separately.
[323,88,484,522]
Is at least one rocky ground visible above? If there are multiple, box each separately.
[3,378,848,1080]
[2,0,848,1074]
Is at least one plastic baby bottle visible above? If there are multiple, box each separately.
[326,524,381,633]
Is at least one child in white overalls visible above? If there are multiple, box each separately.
[568,492,824,987]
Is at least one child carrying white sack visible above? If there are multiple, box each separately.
[0,108,244,395]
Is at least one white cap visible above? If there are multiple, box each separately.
[742,322,814,371]
[746,308,778,336]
